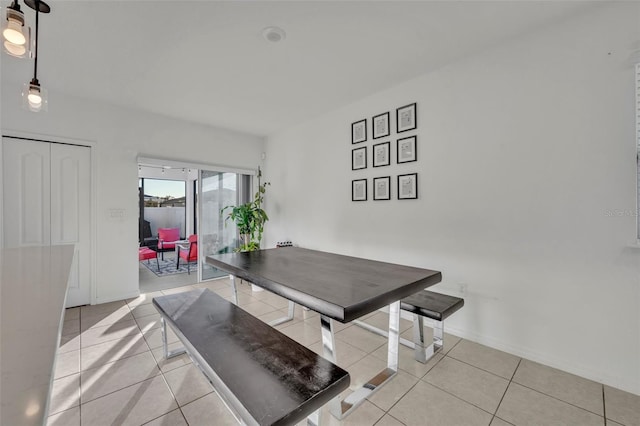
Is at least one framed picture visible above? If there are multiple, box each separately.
[398,173,418,199]
[372,141,390,167]
[373,176,391,200]
[352,119,367,144]
[352,179,367,201]
[352,147,367,170]
[397,136,417,163]
[396,103,417,133]
[372,112,390,139]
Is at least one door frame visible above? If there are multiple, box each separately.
[1,130,98,304]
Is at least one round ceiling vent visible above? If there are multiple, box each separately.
[262,26,286,43]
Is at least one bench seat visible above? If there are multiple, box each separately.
[353,290,464,364]
[153,288,350,426]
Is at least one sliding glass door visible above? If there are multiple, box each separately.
[198,170,250,281]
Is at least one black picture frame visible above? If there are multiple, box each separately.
[351,119,367,144]
[373,176,391,200]
[352,179,367,201]
[372,111,390,139]
[396,103,417,133]
[397,173,418,199]
[373,141,391,167]
[397,135,417,163]
[352,147,367,170]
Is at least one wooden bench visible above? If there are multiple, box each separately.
[354,290,464,363]
[152,288,350,426]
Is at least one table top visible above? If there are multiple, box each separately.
[0,245,75,426]
[206,247,442,322]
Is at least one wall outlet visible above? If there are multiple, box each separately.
[458,282,468,296]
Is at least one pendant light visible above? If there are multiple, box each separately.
[2,0,30,58]
[20,0,50,112]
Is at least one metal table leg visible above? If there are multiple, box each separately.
[161,317,186,359]
[229,275,296,327]
[325,301,400,420]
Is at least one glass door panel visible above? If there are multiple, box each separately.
[199,170,239,281]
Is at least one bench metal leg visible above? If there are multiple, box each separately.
[230,275,239,305]
[326,301,400,420]
[160,318,186,359]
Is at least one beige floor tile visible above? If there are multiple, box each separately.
[143,325,179,349]
[212,286,236,299]
[367,370,419,411]
[194,278,232,292]
[260,293,291,310]
[163,364,214,406]
[126,291,163,309]
[63,307,80,321]
[225,290,259,305]
[374,414,406,426]
[49,374,80,415]
[344,354,388,392]
[257,309,303,329]
[81,332,150,370]
[80,319,139,348]
[61,319,79,336]
[370,343,443,379]
[325,400,385,426]
[80,300,128,317]
[181,393,239,426]
[307,339,368,369]
[513,359,603,415]
[359,311,413,334]
[604,385,640,426]
[423,356,509,413]
[80,351,161,403]
[161,285,197,295]
[336,325,387,354]
[135,313,162,333]
[389,380,493,426]
[150,344,192,373]
[130,303,161,319]
[291,306,319,322]
[142,408,188,425]
[80,309,135,332]
[59,333,80,354]
[46,406,80,426]
[399,327,461,356]
[80,375,178,426]
[279,321,323,346]
[240,300,278,317]
[447,340,520,379]
[54,350,80,379]
[489,417,514,426]
[496,383,603,426]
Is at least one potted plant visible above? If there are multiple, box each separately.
[221,168,270,252]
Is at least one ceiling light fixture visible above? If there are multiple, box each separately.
[20,0,51,112]
[262,26,286,43]
[2,0,30,58]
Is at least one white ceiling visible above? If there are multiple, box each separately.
[1,0,597,136]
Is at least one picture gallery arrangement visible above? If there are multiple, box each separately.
[351,102,418,201]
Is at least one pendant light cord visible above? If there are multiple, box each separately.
[32,0,39,83]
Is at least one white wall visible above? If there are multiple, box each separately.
[1,89,264,304]
[264,3,640,395]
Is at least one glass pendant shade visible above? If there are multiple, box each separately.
[22,81,47,112]
[2,8,29,58]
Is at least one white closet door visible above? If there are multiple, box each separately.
[2,137,92,307]
[51,143,91,307]
[2,138,51,247]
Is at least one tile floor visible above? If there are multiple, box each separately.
[49,278,640,426]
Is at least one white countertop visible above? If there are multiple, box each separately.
[0,245,75,426]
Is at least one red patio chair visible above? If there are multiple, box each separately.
[157,227,180,260]
[139,247,159,272]
[177,234,198,274]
